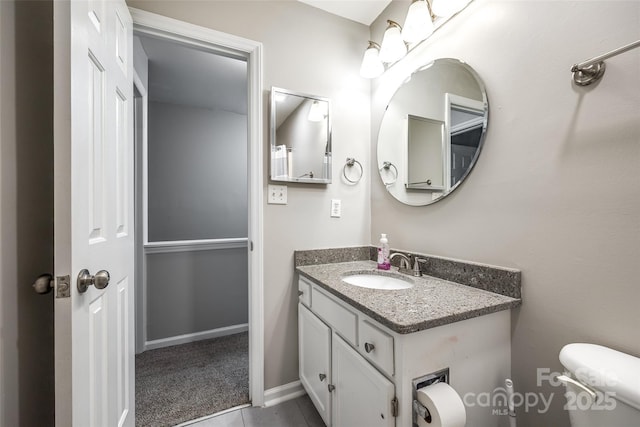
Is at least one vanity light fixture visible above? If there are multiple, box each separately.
[379,20,407,63]
[360,41,385,78]
[402,0,434,44]
[431,0,471,18]
[360,0,475,78]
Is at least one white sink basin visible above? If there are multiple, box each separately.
[341,273,413,290]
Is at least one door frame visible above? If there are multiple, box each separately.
[129,8,265,406]
[132,72,147,355]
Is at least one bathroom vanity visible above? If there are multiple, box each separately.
[295,250,521,427]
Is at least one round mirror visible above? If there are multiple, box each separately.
[377,58,488,206]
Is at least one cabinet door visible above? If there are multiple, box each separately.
[299,304,332,426]
[332,334,395,427]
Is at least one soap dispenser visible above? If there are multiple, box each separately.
[377,234,390,270]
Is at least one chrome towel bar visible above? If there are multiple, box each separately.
[571,39,640,86]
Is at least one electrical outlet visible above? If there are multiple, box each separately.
[267,184,287,204]
[330,199,341,217]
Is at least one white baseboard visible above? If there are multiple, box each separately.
[263,380,306,407]
[144,323,249,351]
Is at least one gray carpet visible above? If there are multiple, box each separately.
[136,332,249,426]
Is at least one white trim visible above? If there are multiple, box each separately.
[145,323,249,351]
[129,9,257,59]
[0,3,5,423]
[133,71,148,354]
[263,381,306,408]
[144,238,248,254]
[130,7,264,407]
[137,67,149,247]
[247,32,265,409]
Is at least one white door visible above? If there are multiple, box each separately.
[332,334,395,427]
[299,305,332,426]
[53,1,134,426]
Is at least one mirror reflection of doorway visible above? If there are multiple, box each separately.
[446,98,485,189]
[451,125,482,186]
[133,32,250,426]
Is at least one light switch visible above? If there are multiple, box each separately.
[331,199,341,217]
[268,184,287,205]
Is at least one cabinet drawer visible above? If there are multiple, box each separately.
[298,277,311,307]
[312,287,357,346]
[359,319,394,376]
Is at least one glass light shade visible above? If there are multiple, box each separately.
[431,0,472,17]
[308,100,326,122]
[360,42,384,78]
[379,21,407,63]
[402,0,434,44]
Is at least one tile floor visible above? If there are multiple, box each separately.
[184,395,324,427]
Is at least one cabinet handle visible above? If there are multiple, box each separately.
[364,342,375,353]
[298,290,304,296]
[319,373,326,382]
[328,384,335,392]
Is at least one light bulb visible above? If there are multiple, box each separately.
[379,20,407,63]
[308,100,326,122]
[402,0,434,44]
[360,41,384,78]
[431,0,472,17]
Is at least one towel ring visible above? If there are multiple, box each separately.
[379,161,398,187]
[343,157,363,184]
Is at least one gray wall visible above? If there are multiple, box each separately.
[128,0,372,389]
[0,0,55,425]
[371,1,640,426]
[146,248,248,340]
[145,100,249,341]
[148,101,248,241]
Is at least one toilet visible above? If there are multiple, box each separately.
[559,343,640,427]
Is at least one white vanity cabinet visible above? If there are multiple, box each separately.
[298,273,513,427]
[298,276,397,427]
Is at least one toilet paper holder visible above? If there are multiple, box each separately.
[412,368,450,427]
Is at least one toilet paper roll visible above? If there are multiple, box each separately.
[416,382,466,427]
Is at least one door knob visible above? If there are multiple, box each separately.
[77,269,110,293]
[32,274,54,294]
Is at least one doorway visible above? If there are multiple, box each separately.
[130,8,264,426]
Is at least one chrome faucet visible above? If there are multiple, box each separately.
[411,256,426,277]
[390,252,426,277]
[390,252,411,271]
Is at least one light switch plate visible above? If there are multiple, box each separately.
[268,184,287,205]
[331,199,341,217]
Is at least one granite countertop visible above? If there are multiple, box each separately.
[297,260,521,334]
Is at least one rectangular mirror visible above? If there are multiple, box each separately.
[270,87,331,183]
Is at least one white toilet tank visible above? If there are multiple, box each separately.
[559,343,640,427]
